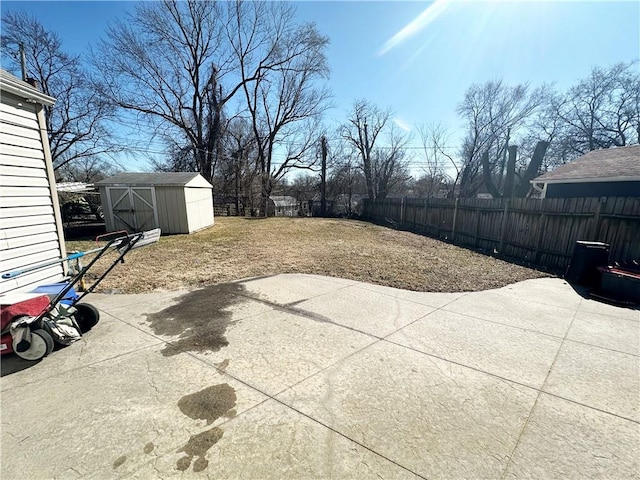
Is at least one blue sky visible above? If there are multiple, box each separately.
[2,0,639,172]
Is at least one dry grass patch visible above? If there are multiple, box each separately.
[66,217,549,294]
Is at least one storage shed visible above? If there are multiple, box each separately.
[0,70,66,294]
[95,173,214,234]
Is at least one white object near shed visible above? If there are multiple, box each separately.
[95,173,214,234]
[0,70,66,295]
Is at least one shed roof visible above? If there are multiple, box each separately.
[532,145,640,184]
[96,172,212,188]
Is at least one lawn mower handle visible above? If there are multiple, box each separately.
[1,250,102,279]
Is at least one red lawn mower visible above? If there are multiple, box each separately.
[1,229,160,361]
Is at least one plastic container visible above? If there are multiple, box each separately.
[565,241,610,287]
[30,282,78,305]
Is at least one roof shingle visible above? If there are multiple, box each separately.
[534,145,640,183]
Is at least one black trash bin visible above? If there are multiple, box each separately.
[565,241,610,287]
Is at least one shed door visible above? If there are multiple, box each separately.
[106,186,158,232]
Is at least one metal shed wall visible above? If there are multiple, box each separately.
[0,86,65,294]
[184,187,214,233]
[154,186,188,234]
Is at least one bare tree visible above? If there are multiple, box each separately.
[94,1,239,183]
[418,123,461,197]
[1,12,115,171]
[370,125,412,199]
[56,155,119,183]
[555,62,640,154]
[340,100,394,200]
[233,2,331,214]
[456,80,545,197]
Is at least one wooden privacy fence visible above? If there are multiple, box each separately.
[363,196,640,272]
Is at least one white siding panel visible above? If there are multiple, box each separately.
[1,247,62,272]
[0,232,58,249]
[0,165,47,178]
[0,265,63,295]
[0,175,49,187]
[0,154,45,169]
[0,208,54,220]
[2,214,56,231]
[0,110,40,129]
[1,122,41,141]
[1,240,61,261]
[0,132,43,150]
[1,225,56,239]
[0,196,54,208]
[0,144,46,160]
[0,187,51,197]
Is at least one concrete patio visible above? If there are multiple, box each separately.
[1,274,638,479]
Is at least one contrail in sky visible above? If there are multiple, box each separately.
[378,0,452,56]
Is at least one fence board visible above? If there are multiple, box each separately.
[364,196,640,272]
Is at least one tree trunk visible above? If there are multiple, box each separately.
[320,136,327,216]
[513,140,549,197]
[481,151,502,198]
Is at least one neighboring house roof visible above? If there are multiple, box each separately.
[96,172,212,188]
[532,145,640,184]
[270,195,298,207]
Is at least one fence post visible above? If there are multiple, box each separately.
[473,207,481,247]
[590,197,606,241]
[401,197,406,226]
[498,198,510,253]
[534,213,548,264]
[451,198,460,242]
[423,198,428,234]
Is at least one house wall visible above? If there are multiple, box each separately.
[546,181,640,198]
[0,91,64,294]
[184,187,214,233]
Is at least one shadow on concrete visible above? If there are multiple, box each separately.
[1,355,42,376]
[568,281,639,310]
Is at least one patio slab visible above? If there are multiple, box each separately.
[1,274,638,479]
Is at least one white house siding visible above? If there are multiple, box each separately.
[0,89,64,294]
[184,187,214,233]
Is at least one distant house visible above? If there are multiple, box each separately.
[268,196,299,216]
[531,145,640,199]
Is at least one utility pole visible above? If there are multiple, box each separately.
[320,136,327,216]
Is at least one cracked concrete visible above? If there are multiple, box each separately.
[1,274,638,479]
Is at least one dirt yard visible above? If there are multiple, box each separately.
[66,217,549,294]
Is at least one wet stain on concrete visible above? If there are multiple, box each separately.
[176,427,223,472]
[175,382,236,472]
[178,384,237,425]
[143,442,155,454]
[145,283,246,356]
[215,358,230,372]
[113,455,127,469]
